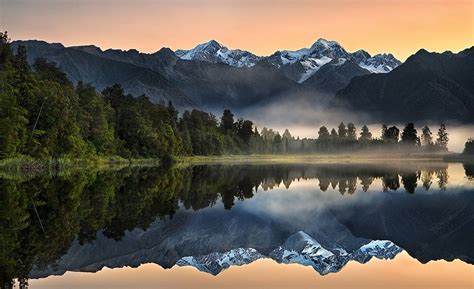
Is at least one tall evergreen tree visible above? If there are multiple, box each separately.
[401,123,418,145]
[436,123,449,150]
[337,122,347,138]
[220,109,234,131]
[421,125,433,147]
[282,129,292,140]
[330,128,338,139]
[237,120,254,144]
[347,123,357,140]
[359,125,372,141]
[0,31,12,68]
[0,31,28,157]
[273,133,282,153]
[463,138,474,155]
[318,126,330,140]
[381,124,388,142]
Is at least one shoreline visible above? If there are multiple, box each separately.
[178,153,448,164]
[1,152,472,176]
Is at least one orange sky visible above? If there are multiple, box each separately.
[29,252,474,289]
[1,0,473,60]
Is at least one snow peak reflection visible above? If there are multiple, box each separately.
[1,161,473,288]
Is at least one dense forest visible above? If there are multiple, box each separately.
[0,32,459,163]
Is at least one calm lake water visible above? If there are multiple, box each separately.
[2,161,474,288]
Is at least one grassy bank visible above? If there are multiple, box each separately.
[1,151,469,177]
[177,152,458,165]
[0,155,161,176]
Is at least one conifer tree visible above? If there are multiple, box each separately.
[436,123,449,150]
[359,125,372,141]
[421,125,433,147]
[401,123,418,145]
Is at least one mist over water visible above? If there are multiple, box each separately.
[237,99,474,153]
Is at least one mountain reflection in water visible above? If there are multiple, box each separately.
[1,161,473,288]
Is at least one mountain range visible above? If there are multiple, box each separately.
[11,39,474,123]
[175,38,400,82]
[176,233,401,276]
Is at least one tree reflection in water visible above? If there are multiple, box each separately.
[0,161,470,288]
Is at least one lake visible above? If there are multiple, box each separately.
[2,160,473,288]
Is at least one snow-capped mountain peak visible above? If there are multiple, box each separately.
[311,38,334,49]
[176,231,403,276]
[176,38,402,82]
[351,49,372,63]
[357,52,401,73]
[176,248,263,275]
[265,38,351,82]
[175,40,222,60]
[310,38,344,53]
[175,40,261,67]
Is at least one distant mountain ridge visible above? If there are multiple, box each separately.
[176,232,401,276]
[336,47,474,122]
[176,38,401,82]
[11,39,474,123]
[176,40,262,68]
[12,39,298,110]
[11,38,400,107]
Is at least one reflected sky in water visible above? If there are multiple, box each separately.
[30,253,474,289]
[3,161,473,288]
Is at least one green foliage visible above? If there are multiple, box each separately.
[384,126,400,143]
[421,125,433,147]
[436,123,449,151]
[220,109,234,131]
[347,123,357,140]
[318,126,330,140]
[0,34,190,161]
[401,123,418,145]
[337,122,347,138]
[0,82,27,158]
[359,125,372,141]
[463,138,474,155]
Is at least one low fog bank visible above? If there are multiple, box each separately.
[236,99,474,153]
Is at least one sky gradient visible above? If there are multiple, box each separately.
[30,252,474,289]
[1,0,473,60]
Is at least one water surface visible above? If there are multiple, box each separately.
[2,161,473,288]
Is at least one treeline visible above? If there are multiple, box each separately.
[252,122,450,154]
[312,122,449,153]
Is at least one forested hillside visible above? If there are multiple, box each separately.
[0,32,265,161]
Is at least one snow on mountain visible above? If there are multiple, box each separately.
[358,53,402,73]
[350,240,402,263]
[269,231,350,275]
[175,40,261,67]
[175,39,401,82]
[176,248,263,275]
[267,38,352,82]
[177,231,402,276]
[271,232,402,275]
[265,38,401,82]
